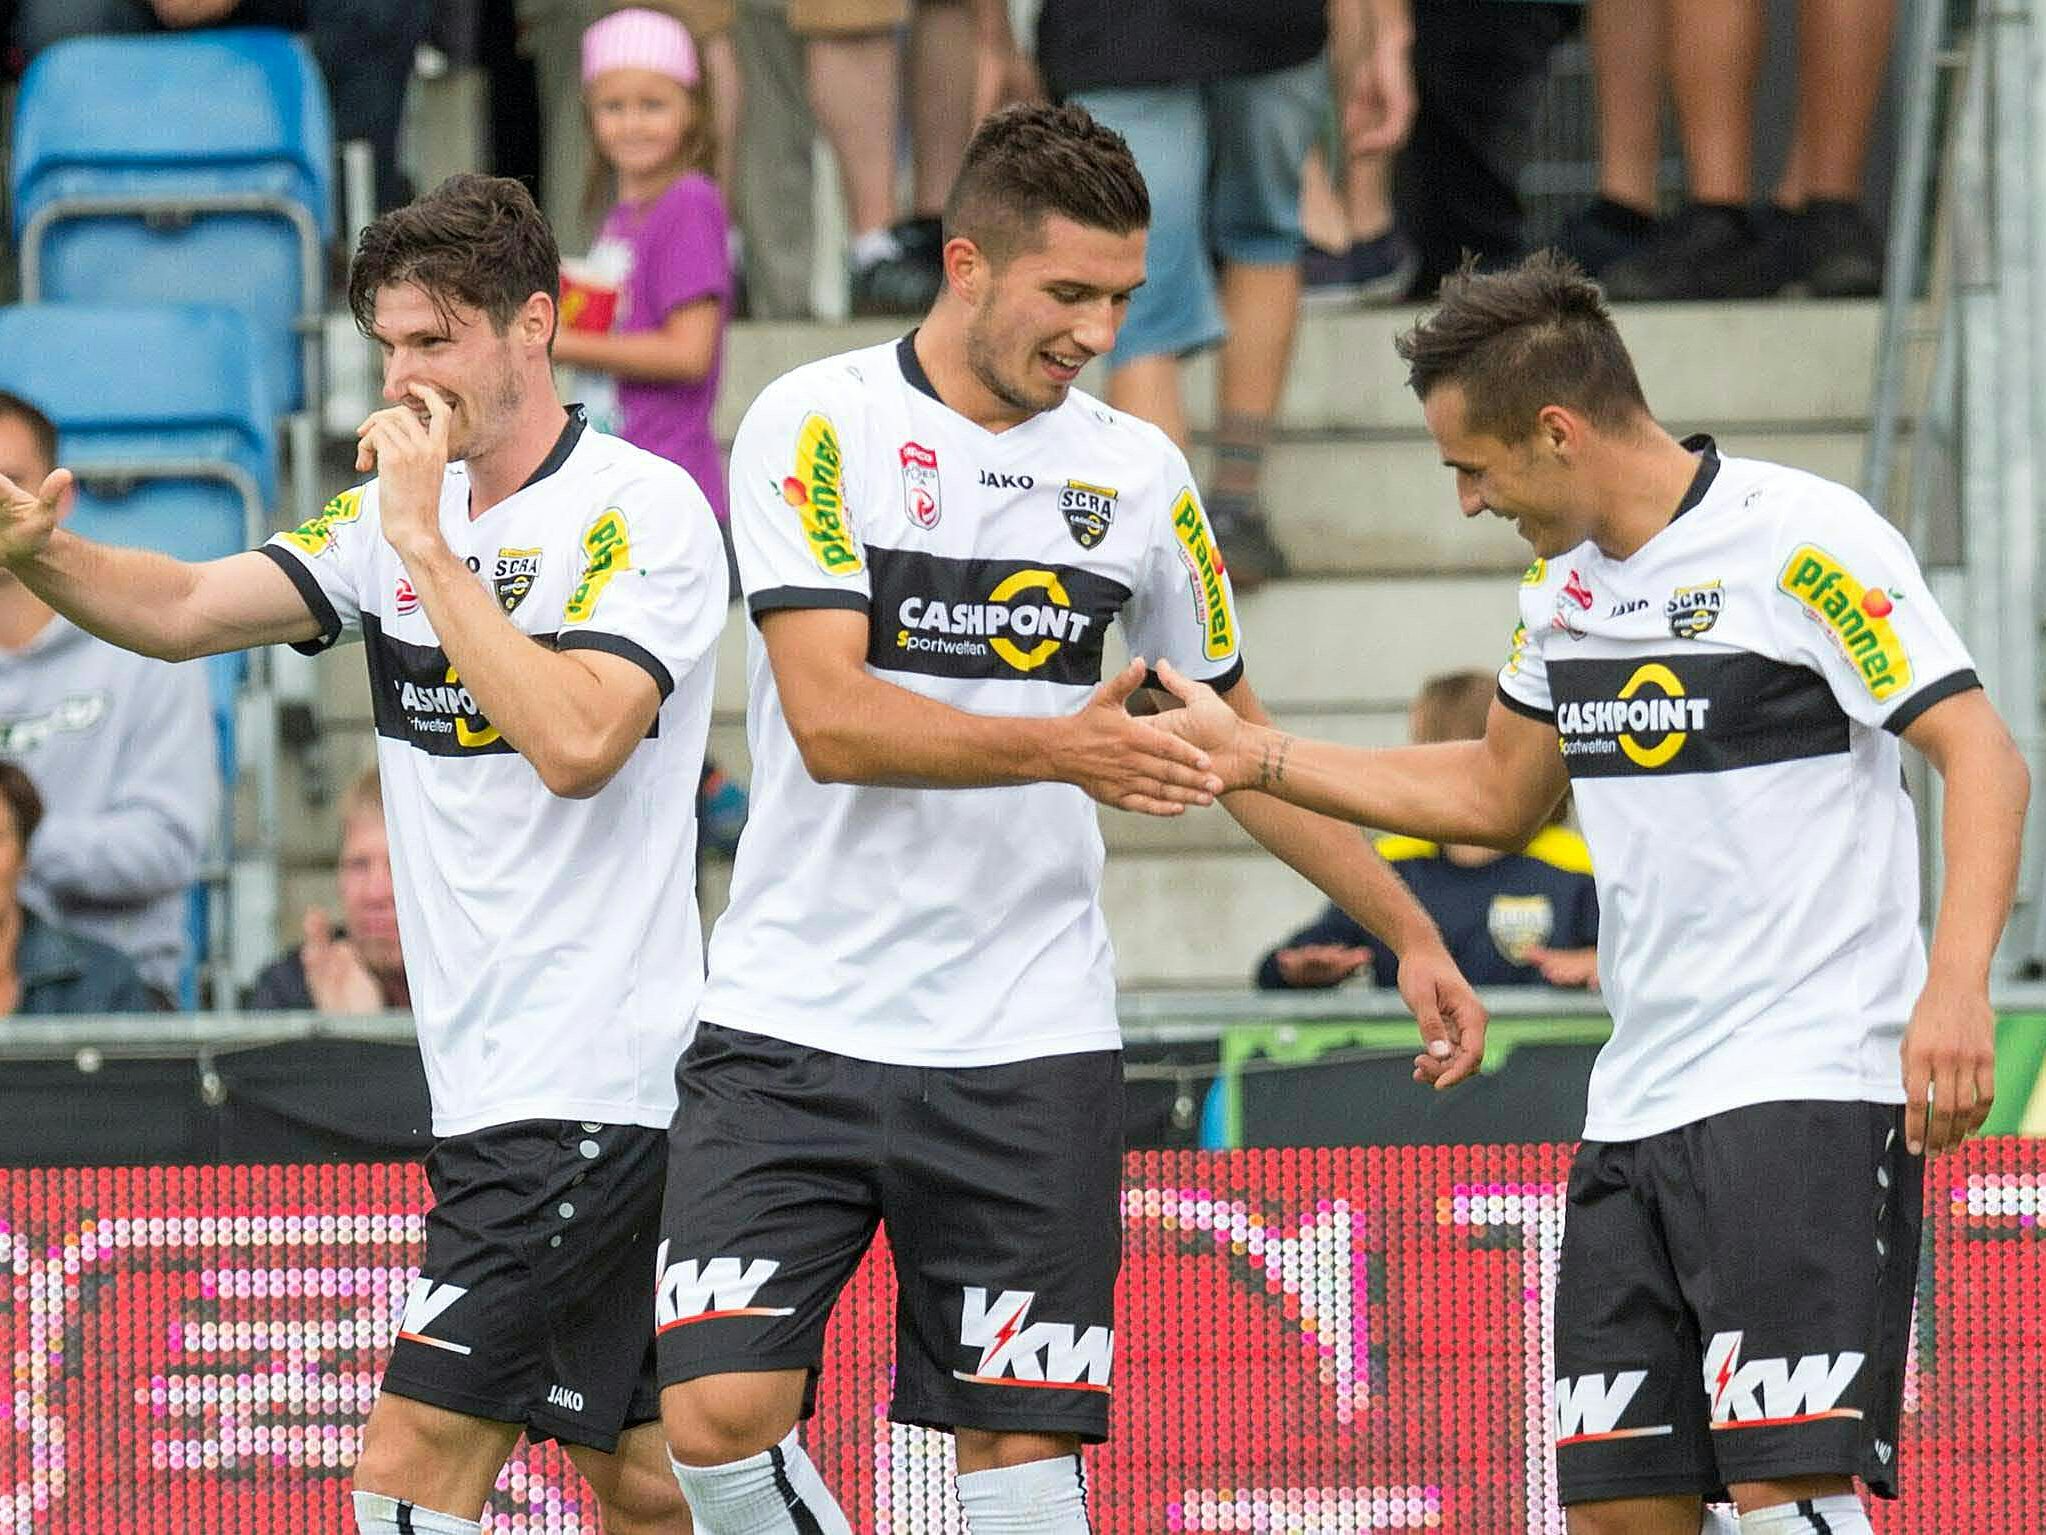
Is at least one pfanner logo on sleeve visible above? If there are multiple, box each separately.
[281,487,364,557]
[1171,489,1236,662]
[562,510,630,625]
[1776,544,1912,699]
[783,412,862,576]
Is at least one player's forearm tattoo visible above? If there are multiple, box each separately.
[1258,732,1294,791]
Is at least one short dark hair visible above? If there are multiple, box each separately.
[0,391,58,473]
[943,103,1149,265]
[1411,670,1496,745]
[0,763,44,851]
[1394,251,1650,440]
[349,173,561,339]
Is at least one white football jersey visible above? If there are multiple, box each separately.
[261,411,727,1135]
[1498,438,1980,1141]
[703,336,1245,1066]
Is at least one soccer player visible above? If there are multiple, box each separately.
[1151,252,2031,1535]
[651,102,1488,1535]
[0,174,727,1535]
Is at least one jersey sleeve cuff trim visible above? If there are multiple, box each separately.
[748,586,872,623]
[556,631,675,700]
[1496,683,1555,725]
[1143,658,1244,694]
[256,543,344,655]
[1883,668,1982,735]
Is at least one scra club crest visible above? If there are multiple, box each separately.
[899,442,941,530]
[492,547,542,614]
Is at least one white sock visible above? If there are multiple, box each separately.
[352,1491,482,1535]
[1702,1509,1743,1534]
[668,1429,852,1534]
[1739,1494,1874,1533]
[849,228,899,270]
[956,1455,1092,1533]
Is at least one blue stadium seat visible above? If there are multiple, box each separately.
[12,29,335,418]
[0,300,274,755]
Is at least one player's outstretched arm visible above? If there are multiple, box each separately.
[0,467,322,659]
[760,608,1223,816]
[1898,688,2031,1155]
[1151,659,1567,848]
[1167,668,1491,1089]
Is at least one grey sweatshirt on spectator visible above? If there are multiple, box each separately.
[0,615,219,995]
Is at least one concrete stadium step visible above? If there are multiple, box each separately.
[1103,850,1335,991]
[713,300,1885,441]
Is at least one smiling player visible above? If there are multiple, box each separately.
[1150,251,2031,1535]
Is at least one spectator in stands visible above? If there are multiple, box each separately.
[245,764,409,1012]
[1255,670,1599,990]
[1392,0,1578,298]
[1035,0,1334,589]
[518,0,742,254]
[1593,0,1891,299]
[554,6,734,537]
[0,762,155,1013]
[811,0,1015,317]
[1554,0,1666,277]
[1300,0,1419,304]
[553,6,751,855]
[0,391,217,1003]
[15,0,430,212]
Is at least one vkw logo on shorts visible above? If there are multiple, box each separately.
[1702,1330,1866,1428]
[396,1277,473,1355]
[653,1241,795,1332]
[1666,580,1725,640]
[493,546,542,615]
[1059,479,1118,549]
[953,1286,1114,1393]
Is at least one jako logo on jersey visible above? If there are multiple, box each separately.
[1059,479,1118,550]
[653,1241,796,1331]
[545,1385,584,1412]
[1776,545,1913,699]
[1556,662,1711,769]
[281,487,364,558]
[900,441,942,530]
[1607,598,1648,619]
[1703,1330,1866,1429]
[897,568,1094,672]
[397,1277,473,1355]
[954,1287,1114,1392]
[1667,580,1725,640]
[395,577,419,616]
[1551,1370,1672,1447]
[978,470,1034,490]
[782,413,861,575]
[1171,489,1235,661]
[563,511,630,624]
[493,546,542,614]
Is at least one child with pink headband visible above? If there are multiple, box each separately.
[554,6,732,541]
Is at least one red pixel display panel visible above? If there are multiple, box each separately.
[2,1143,2040,1531]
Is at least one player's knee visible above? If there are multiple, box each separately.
[953,1426,1082,1474]
[661,1374,802,1466]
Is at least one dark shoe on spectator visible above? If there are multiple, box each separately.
[1206,494,1289,593]
[1302,229,1419,305]
[1785,200,1883,298]
[1555,196,1660,277]
[845,216,945,318]
[1600,202,1789,301]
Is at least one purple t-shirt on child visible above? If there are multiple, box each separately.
[595,171,731,520]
